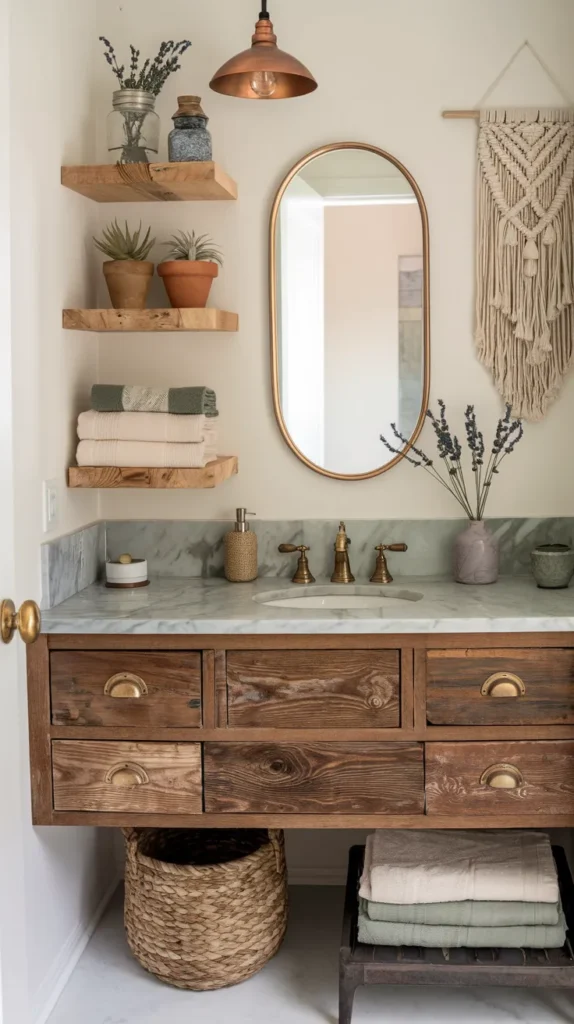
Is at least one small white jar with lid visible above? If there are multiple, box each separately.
[105,554,149,589]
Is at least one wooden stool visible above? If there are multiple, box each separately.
[339,845,574,1024]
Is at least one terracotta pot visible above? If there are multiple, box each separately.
[103,261,154,310]
[453,520,499,585]
[158,260,218,308]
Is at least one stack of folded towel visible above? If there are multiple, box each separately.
[76,385,219,469]
[358,830,566,949]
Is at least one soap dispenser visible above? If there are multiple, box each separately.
[224,508,258,582]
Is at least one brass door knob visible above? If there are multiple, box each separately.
[481,672,525,697]
[1,599,41,645]
[480,763,524,789]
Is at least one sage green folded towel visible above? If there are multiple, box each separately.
[91,385,218,417]
[364,898,560,927]
[357,905,567,949]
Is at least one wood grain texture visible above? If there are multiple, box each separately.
[27,637,53,824]
[50,811,574,828]
[426,740,574,816]
[226,650,400,728]
[46,632,574,652]
[51,651,201,728]
[427,648,574,725]
[400,648,414,730]
[68,456,238,489]
[214,650,228,727]
[201,650,215,728]
[52,740,202,813]
[204,741,423,814]
[63,308,238,333]
[61,161,238,202]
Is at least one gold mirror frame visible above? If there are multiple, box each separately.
[270,142,431,480]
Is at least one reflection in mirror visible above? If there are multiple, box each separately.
[271,144,429,479]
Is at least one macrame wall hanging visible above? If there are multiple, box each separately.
[444,43,574,421]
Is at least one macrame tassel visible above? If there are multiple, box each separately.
[543,223,556,245]
[523,238,539,277]
[504,221,518,245]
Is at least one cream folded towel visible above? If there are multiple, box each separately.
[78,410,213,444]
[76,438,218,469]
[359,830,559,905]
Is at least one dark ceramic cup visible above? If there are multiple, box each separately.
[531,544,574,589]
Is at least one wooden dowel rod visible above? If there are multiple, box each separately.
[442,110,480,119]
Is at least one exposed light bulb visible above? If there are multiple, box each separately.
[250,70,277,98]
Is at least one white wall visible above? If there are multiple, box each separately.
[10,1,119,1021]
[93,0,574,521]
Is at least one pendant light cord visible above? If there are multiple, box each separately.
[260,0,270,19]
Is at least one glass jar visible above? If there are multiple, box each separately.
[106,89,160,164]
[168,95,212,163]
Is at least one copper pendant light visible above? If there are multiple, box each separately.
[210,1,317,100]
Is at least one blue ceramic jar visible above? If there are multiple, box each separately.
[168,95,212,163]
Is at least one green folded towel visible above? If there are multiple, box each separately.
[357,906,567,949]
[91,385,218,417]
[364,898,560,927]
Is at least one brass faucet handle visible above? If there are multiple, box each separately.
[371,543,408,584]
[278,544,315,585]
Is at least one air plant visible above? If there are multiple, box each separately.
[93,220,155,261]
[161,231,224,265]
[381,401,524,521]
[99,37,192,96]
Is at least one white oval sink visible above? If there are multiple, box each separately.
[253,586,423,610]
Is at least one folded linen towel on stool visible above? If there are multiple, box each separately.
[78,410,215,445]
[363,897,561,927]
[91,384,218,417]
[76,438,218,469]
[357,903,567,949]
[359,830,559,905]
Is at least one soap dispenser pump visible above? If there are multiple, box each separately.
[224,508,258,582]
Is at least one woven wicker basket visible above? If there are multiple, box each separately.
[124,828,288,991]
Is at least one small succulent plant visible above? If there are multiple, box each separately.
[162,230,223,265]
[93,220,155,261]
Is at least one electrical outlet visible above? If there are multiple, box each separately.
[43,479,59,533]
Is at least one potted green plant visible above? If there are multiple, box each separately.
[158,231,223,308]
[100,37,191,163]
[93,220,155,309]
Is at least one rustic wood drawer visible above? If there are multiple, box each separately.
[204,741,423,814]
[50,651,202,727]
[426,740,574,816]
[52,740,202,813]
[226,650,400,728]
[426,649,574,726]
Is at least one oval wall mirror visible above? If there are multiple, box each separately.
[270,143,430,480]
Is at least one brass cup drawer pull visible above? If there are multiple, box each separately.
[480,763,524,789]
[481,672,526,698]
[104,672,148,699]
[105,762,150,788]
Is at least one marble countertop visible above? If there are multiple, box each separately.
[41,575,574,634]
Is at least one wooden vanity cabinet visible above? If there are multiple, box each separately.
[27,631,574,828]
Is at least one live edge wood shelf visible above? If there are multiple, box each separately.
[61,161,238,202]
[63,309,239,333]
[68,456,238,489]
[26,631,574,829]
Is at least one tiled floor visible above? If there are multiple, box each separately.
[48,887,574,1024]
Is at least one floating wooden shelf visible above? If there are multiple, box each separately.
[61,161,237,202]
[63,308,239,333]
[68,456,238,489]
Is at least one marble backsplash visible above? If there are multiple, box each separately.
[41,516,574,608]
[41,522,105,609]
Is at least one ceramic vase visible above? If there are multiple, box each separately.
[102,260,154,309]
[158,261,218,308]
[453,520,499,585]
[531,544,574,589]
